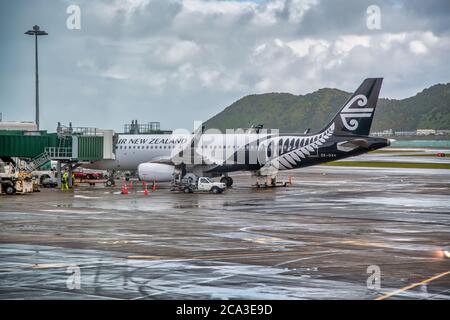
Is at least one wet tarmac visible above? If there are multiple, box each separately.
[0,166,449,299]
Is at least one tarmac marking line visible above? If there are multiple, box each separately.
[274,251,342,267]
[375,270,450,300]
[191,250,304,260]
[127,255,161,260]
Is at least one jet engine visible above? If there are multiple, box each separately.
[137,163,175,182]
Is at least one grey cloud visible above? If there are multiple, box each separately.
[0,0,449,132]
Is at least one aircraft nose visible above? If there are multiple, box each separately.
[137,163,146,180]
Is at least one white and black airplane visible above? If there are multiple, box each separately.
[85,78,389,187]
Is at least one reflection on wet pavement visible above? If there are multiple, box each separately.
[0,166,449,299]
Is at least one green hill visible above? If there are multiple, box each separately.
[205,83,450,133]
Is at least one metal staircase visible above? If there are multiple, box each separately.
[24,151,51,172]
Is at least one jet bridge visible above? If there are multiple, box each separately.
[0,124,115,187]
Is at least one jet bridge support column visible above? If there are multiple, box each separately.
[56,161,62,188]
[68,164,73,188]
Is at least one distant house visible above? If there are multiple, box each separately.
[436,129,450,135]
[416,129,436,136]
[395,131,417,136]
[371,129,393,136]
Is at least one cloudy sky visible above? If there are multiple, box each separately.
[1,0,449,131]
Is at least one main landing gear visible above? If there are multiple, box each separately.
[220,176,233,188]
[105,170,116,187]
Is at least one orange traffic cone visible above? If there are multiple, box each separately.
[129,180,133,189]
[288,176,292,186]
[152,180,156,192]
[121,179,128,195]
[143,182,149,196]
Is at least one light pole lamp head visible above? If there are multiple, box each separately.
[25,25,48,36]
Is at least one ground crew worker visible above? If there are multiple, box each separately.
[71,172,75,188]
[61,171,69,191]
[180,162,186,178]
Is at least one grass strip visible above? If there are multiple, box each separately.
[320,161,450,169]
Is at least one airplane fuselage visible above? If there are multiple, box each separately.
[86,125,389,174]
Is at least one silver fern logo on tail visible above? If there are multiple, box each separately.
[267,123,335,170]
[339,94,373,131]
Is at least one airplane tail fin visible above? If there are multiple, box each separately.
[324,78,383,136]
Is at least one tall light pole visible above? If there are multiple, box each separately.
[25,25,48,131]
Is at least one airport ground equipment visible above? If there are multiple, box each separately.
[0,163,33,195]
[33,170,58,188]
[250,165,291,188]
[73,169,106,181]
[75,178,109,187]
[253,175,291,188]
[171,176,226,194]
